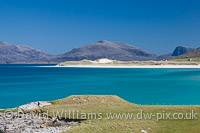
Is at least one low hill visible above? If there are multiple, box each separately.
[38,95,200,133]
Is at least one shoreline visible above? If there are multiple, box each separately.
[42,65,200,68]
[2,95,200,110]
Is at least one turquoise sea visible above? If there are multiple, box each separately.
[1,64,200,109]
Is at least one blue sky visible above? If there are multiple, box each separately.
[0,0,200,55]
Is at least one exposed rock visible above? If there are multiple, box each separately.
[171,49,200,60]
[15,101,52,111]
[171,46,197,56]
[0,112,75,133]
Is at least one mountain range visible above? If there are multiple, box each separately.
[0,40,199,64]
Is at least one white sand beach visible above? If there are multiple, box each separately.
[41,59,200,68]
[42,64,200,68]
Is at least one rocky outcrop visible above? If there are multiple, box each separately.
[0,112,74,133]
[0,101,78,133]
[171,46,197,56]
[171,49,200,60]
[15,101,52,111]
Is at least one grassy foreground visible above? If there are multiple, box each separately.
[37,95,200,133]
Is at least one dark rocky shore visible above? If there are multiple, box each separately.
[0,102,78,133]
[0,112,76,133]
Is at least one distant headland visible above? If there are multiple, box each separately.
[0,40,200,64]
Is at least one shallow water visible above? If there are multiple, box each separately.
[1,64,200,108]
